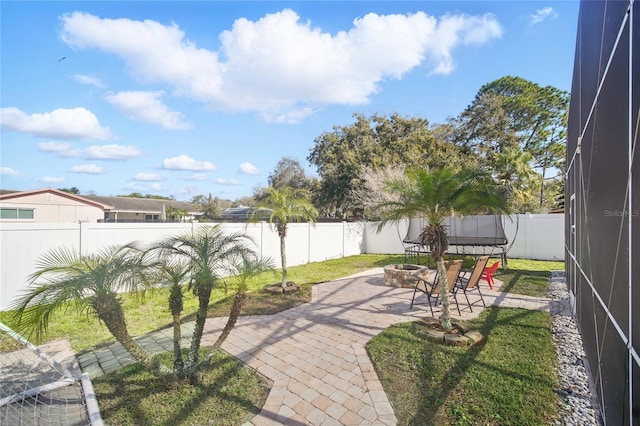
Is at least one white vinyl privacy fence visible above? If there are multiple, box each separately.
[0,214,562,310]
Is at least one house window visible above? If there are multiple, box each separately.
[0,208,35,220]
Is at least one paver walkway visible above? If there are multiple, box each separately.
[75,268,566,425]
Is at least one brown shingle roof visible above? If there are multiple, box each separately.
[83,195,201,214]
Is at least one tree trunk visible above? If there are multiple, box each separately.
[435,257,453,332]
[279,234,287,288]
[187,286,212,366]
[213,292,246,349]
[169,286,184,372]
[172,312,183,372]
[93,294,166,375]
[100,312,165,375]
[539,165,547,210]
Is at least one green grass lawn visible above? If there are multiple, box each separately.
[92,350,269,426]
[366,307,558,425]
[495,258,565,297]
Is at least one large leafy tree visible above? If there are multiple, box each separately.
[268,157,318,192]
[308,113,468,218]
[254,157,320,204]
[452,76,569,211]
[252,187,318,288]
[10,244,166,375]
[57,186,80,195]
[191,194,230,220]
[375,167,510,331]
[151,225,255,378]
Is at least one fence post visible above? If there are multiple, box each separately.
[260,221,264,258]
[342,221,346,258]
[78,221,86,254]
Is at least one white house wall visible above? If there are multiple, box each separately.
[0,216,562,310]
[0,192,105,223]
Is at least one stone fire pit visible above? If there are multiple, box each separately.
[383,264,428,288]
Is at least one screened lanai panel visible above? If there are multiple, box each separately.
[588,21,631,330]
[597,318,632,425]
[572,0,603,128]
[632,0,640,354]
[634,363,640,423]
[566,0,637,423]
[576,290,629,426]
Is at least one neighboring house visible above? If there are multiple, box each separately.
[0,188,112,223]
[220,206,272,220]
[83,195,202,222]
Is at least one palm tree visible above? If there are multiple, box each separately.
[493,147,538,211]
[150,258,191,372]
[252,187,318,288]
[376,167,510,331]
[10,244,165,374]
[152,225,255,374]
[213,255,275,349]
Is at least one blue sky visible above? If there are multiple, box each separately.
[0,1,580,201]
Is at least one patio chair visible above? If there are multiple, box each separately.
[481,261,500,289]
[453,255,490,313]
[410,259,464,316]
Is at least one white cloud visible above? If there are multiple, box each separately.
[183,173,208,181]
[124,182,164,192]
[38,142,140,161]
[60,10,502,123]
[38,176,65,184]
[105,91,191,130]
[38,141,79,157]
[530,7,558,25]
[239,162,260,175]
[423,13,504,75]
[84,144,141,160]
[0,107,111,140]
[214,178,241,185]
[1,167,20,176]
[161,155,216,171]
[133,172,163,181]
[74,74,106,88]
[69,164,105,174]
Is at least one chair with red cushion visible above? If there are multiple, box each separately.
[481,261,500,289]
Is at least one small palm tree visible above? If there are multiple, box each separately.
[213,255,275,349]
[252,187,318,288]
[152,225,255,375]
[10,244,165,374]
[150,258,191,372]
[376,167,510,331]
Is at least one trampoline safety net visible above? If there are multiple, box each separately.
[403,215,511,266]
[0,322,103,426]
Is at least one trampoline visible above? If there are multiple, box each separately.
[403,215,513,268]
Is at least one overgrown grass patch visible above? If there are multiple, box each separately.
[366,307,558,425]
[92,349,269,426]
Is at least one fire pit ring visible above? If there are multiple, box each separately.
[383,264,428,288]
